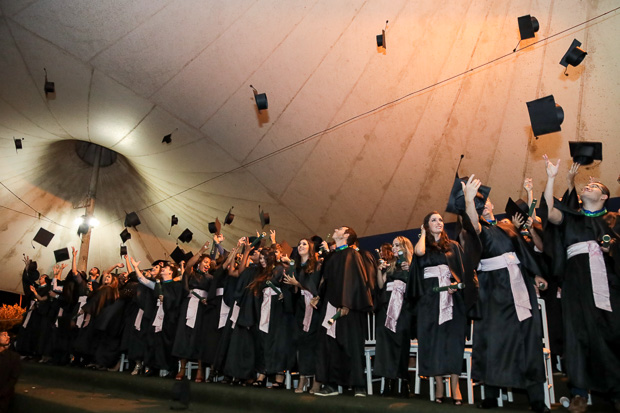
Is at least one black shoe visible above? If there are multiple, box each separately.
[315,385,339,397]
[477,398,498,409]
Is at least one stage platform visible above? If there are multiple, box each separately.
[11,362,615,412]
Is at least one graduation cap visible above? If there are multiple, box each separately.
[376,20,388,49]
[505,197,529,223]
[162,134,172,144]
[43,68,55,96]
[124,212,141,228]
[171,215,179,227]
[53,248,70,263]
[258,206,270,229]
[250,85,268,112]
[279,240,293,258]
[171,376,190,410]
[569,141,602,166]
[178,228,193,243]
[120,245,127,257]
[14,138,23,151]
[208,218,222,235]
[33,228,54,247]
[518,15,539,40]
[170,246,193,265]
[446,175,491,214]
[152,259,169,267]
[120,228,131,243]
[526,95,564,137]
[224,208,234,225]
[560,39,587,75]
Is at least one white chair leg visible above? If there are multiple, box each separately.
[285,371,291,390]
[414,356,421,395]
[430,377,436,401]
[365,352,373,395]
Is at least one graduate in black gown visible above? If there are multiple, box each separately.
[543,156,620,412]
[411,212,468,405]
[374,235,413,397]
[314,226,373,397]
[462,176,549,413]
[173,241,213,382]
[283,238,322,394]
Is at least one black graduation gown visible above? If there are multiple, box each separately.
[146,280,183,371]
[211,268,245,372]
[16,283,49,356]
[172,271,212,360]
[224,265,261,380]
[291,264,322,375]
[544,204,620,395]
[472,221,545,389]
[257,265,295,375]
[410,242,467,377]
[199,267,227,365]
[315,246,373,387]
[374,265,412,380]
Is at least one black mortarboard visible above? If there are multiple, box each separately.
[54,248,70,262]
[171,377,190,409]
[526,95,564,137]
[224,208,234,225]
[14,138,22,151]
[162,133,172,144]
[517,15,539,40]
[120,228,131,243]
[446,174,491,214]
[120,245,127,257]
[505,198,529,223]
[152,259,169,267]
[376,30,386,48]
[178,228,193,243]
[124,212,141,228]
[33,228,54,247]
[208,218,222,234]
[560,39,587,68]
[170,246,193,265]
[259,207,270,228]
[171,215,178,227]
[569,141,602,166]
[250,85,268,112]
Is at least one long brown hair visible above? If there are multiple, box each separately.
[297,238,317,274]
[423,211,451,252]
[248,249,276,295]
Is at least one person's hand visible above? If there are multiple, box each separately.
[400,261,410,271]
[278,293,284,301]
[567,162,580,186]
[200,298,207,306]
[448,284,457,295]
[377,260,388,271]
[283,273,299,287]
[511,214,525,229]
[72,246,77,256]
[158,295,164,302]
[61,263,68,270]
[543,154,560,179]
[320,241,328,251]
[281,255,291,264]
[523,178,533,192]
[339,307,350,317]
[310,296,320,309]
[29,285,36,293]
[117,262,125,269]
[269,230,276,244]
[87,282,93,292]
[53,264,61,276]
[200,241,210,252]
[420,224,426,238]
[49,291,58,299]
[461,175,481,202]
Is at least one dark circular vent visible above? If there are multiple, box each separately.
[75,141,117,167]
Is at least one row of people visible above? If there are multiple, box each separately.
[13,156,620,413]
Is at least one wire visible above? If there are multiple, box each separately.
[103,6,620,227]
[0,182,70,229]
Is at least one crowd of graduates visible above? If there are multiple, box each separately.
[10,155,620,413]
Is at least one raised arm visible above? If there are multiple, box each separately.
[103,262,124,276]
[185,240,210,272]
[543,155,564,225]
[461,175,482,234]
[71,246,78,275]
[566,161,580,193]
[129,256,155,289]
[414,225,427,256]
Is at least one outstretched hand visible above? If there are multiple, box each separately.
[461,174,481,202]
[543,155,560,178]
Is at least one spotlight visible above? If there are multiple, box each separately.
[88,217,100,227]
[526,95,564,137]
[43,68,55,96]
[560,39,587,76]
[250,85,268,112]
[376,20,388,49]
[514,15,539,51]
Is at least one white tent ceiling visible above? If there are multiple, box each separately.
[1,0,619,293]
